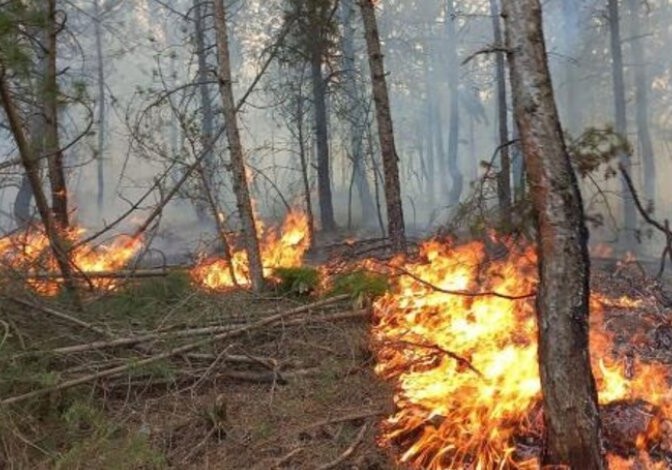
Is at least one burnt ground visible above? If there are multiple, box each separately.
[1,246,672,469]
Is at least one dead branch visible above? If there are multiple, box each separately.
[0,295,349,405]
[28,268,171,280]
[37,304,363,356]
[618,163,672,277]
[391,338,484,377]
[315,423,368,470]
[369,259,535,300]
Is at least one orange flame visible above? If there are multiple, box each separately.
[191,210,311,290]
[0,227,142,295]
[372,238,670,468]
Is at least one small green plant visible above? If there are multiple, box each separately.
[330,270,389,301]
[274,266,319,295]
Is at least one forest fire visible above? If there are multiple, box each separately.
[371,237,672,468]
[191,210,311,289]
[0,227,142,295]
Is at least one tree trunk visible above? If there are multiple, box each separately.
[608,0,637,246]
[310,40,336,232]
[296,94,315,248]
[94,0,106,212]
[359,0,406,253]
[194,0,216,224]
[340,0,375,223]
[490,0,511,216]
[502,0,604,467]
[445,0,463,206]
[628,0,655,202]
[212,0,264,292]
[423,53,436,204]
[0,67,81,307]
[44,0,69,229]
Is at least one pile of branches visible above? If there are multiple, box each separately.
[0,292,366,407]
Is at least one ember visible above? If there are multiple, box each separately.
[371,237,672,468]
[191,210,311,290]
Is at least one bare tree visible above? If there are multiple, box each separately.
[44,0,69,228]
[445,0,463,206]
[212,0,264,291]
[628,0,655,202]
[93,0,106,212]
[340,0,375,222]
[359,0,406,253]
[490,0,511,217]
[608,0,637,245]
[502,0,604,467]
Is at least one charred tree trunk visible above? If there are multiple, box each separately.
[490,0,511,216]
[44,0,68,229]
[628,0,655,202]
[340,0,375,223]
[359,0,406,253]
[194,0,216,224]
[310,39,336,232]
[0,67,80,307]
[93,0,105,212]
[212,0,264,292]
[502,0,604,468]
[608,0,637,245]
[445,0,462,206]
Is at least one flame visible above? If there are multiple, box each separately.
[371,237,671,468]
[191,210,311,289]
[0,226,142,295]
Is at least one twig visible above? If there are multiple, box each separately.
[618,163,672,277]
[315,423,368,470]
[391,339,484,377]
[1,295,348,405]
[271,447,304,469]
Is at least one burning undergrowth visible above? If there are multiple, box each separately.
[0,226,142,294]
[190,209,311,290]
[370,236,672,469]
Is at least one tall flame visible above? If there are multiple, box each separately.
[191,210,311,290]
[372,237,671,468]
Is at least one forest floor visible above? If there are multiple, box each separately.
[0,239,397,469]
[1,239,672,468]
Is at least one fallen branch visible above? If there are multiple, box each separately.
[37,304,362,356]
[27,268,171,280]
[7,297,110,338]
[391,339,484,378]
[315,423,368,470]
[0,295,348,405]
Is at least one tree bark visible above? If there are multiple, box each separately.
[608,0,637,245]
[340,0,375,223]
[0,67,81,307]
[359,0,406,253]
[502,0,604,468]
[628,0,655,202]
[44,0,69,229]
[93,0,106,212]
[212,0,264,292]
[296,93,315,248]
[490,0,511,216]
[445,0,463,206]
